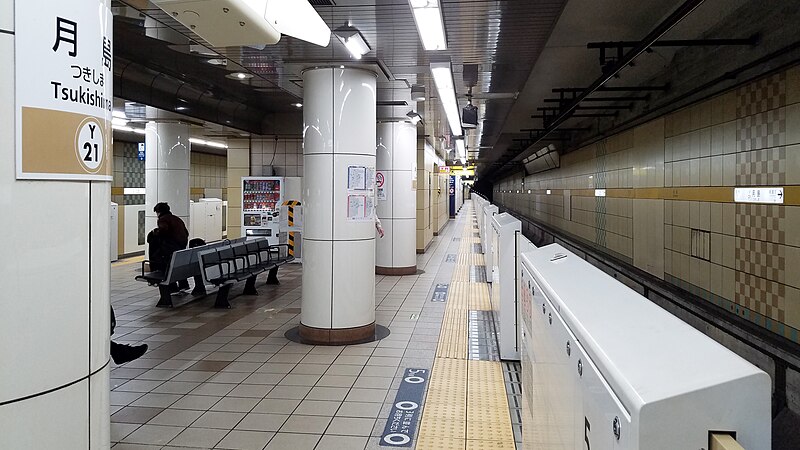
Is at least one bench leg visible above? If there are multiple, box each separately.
[191,275,207,296]
[178,279,190,291]
[266,267,280,285]
[156,285,174,308]
[243,275,259,295]
[214,283,233,309]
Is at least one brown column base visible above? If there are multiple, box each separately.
[299,322,376,345]
[376,265,417,276]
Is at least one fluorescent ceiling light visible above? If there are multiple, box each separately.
[189,138,228,149]
[292,103,303,108]
[408,0,446,50]
[333,24,370,59]
[455,139,465,160]
[430,61,462,137]
[112,124,146,134]
[111,117,128,127]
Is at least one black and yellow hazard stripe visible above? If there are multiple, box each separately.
[282,201,302,256]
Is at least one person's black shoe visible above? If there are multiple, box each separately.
[110,343,148,365]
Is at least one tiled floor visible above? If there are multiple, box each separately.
[110,205,482,449]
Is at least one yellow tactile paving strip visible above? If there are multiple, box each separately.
[418,204,516,450]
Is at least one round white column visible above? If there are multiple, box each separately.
[301,67,377,344]
[144,116,190,242]
[376,121,418,275]
[0,1,111,447]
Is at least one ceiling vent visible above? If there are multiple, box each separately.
[309,0,336,5]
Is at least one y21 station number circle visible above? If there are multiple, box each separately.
[75,118,105,173]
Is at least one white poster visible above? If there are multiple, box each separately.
[347,166,367,190]
[15,0,114,181]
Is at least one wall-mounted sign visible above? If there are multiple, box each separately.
[137,142,146,161]
[438,166,450,174]
[15,0,113,181]
[734,187,784,204]
[595,189,607,197]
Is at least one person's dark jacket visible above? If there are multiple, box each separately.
[147,212,188,271]
[157,212,189,249]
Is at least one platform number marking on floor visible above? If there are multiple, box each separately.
[380,368,429,447]
[431,284,449,302]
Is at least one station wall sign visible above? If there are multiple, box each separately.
[15,0,114,181]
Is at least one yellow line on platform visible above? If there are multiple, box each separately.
[418,204,516,450]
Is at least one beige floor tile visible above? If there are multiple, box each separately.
[263,432,320,450]
[252,398,302,415]
[235,413,289,432]
[293,399,342,416]
[168,427,227,448]
[121,424,184,446]
[279,415,332,434]
[305,386,350,401]
[191,411,246,429]
[315,434,369,450]
[147,409,204,427]
[215,430,275,450]
[325,417,376,436]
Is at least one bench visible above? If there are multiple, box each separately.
[135,238,248,307]
[198,238,295,308]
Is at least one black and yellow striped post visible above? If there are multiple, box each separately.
[282,200,301,257]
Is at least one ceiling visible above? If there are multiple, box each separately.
[111,0,799,184]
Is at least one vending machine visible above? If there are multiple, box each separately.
[242,177,284,244]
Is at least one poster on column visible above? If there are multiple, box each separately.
[14,0,114,181]
[346,165,376,221]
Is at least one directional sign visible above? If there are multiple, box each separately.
[734,187,784,204]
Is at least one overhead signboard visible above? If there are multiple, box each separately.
[734,187,784,204]
[438,166,451,174]
[15,0,113,181]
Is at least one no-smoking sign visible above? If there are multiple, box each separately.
[376,171,385,188]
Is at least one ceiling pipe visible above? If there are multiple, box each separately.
[486,0,706,179]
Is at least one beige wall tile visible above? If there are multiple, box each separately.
[674,201,690,227]
[722,203,736,235]
[722,91,737,123]
[722,234,736,269]
[722,267,736,301]
[785,286,800,330]
[711,232,723,264]
[699,201,711,231]
[787,66,800,105]
[710,263,723,296]
[700,157,711,186]
[674,226,691,255]
[787,144,800,185]
[711,202,723,233]
[787,207,800,247]
[722,121,737,154]
[787,103,800,146]
[690,201,700,229]
[722,154,737,186]
[785,245,800,290]
[665,224,673,249]
[633,199,665,278]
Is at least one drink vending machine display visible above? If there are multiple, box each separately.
[241,177,284,244]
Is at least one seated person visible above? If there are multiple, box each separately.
[147,202,189,272]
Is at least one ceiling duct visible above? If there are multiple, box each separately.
[115,58,268,134]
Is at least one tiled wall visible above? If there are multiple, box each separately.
[250,138,303,177]
[495,65,800,343]
[112,140,145,205]
[190,152,227,201]
[417,138,434,252]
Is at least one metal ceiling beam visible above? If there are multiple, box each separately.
[586,37,758,49]
[551,85,669,93]
[489,0,707,179]
[543,96,649,102]
[537,105,632,111]
[531,113,618,118]
[520,127,590,132]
